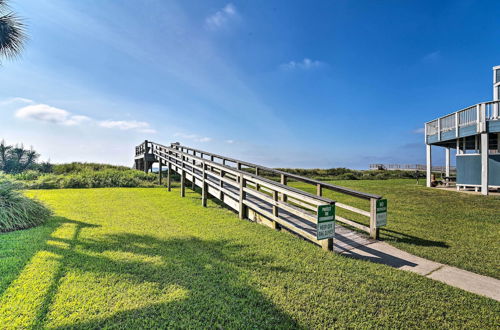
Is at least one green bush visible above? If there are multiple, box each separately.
[12,170,41,181]
[24,169,158,189]
[0,178,51,232]
[52,162,131,174]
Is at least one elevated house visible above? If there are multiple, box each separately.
[425,65,500,195]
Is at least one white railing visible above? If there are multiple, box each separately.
[425,100,499,140]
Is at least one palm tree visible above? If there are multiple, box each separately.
[0,0,26,61]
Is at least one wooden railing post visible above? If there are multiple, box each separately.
[280,174,287,202]
[255,168,260,191]
[272,190,281,230]
[369,198,379,239]
[167,163,171,191]
[316,183,322,196]
[180,169,185,197]
[159,162,163,185]
[239,175,246,219]
[202,162,207,207]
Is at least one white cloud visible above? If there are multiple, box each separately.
[174,132,212,143]
[413,127,425,134]
[99,120,147,130]
[15,104,90,126]
[225,139,234,144]
[280,58,325,71]
[14,102,156,133]
[421,51,440,63]
[0,97,35,106]
[205,3,238,30]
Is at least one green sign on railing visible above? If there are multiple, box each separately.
[376,199,387,227]
[317,204,335,240]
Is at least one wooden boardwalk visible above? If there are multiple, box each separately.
[135,141,380,252]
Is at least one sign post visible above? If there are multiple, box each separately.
[317,204,335,240]
[376,199,387,227]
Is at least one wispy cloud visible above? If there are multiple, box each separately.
[421,50,440,63]
[15,104,90,126]
[205,3,238,30]
[14,101,156,133]
[0,97,35,106]
[174,132,212,143]
[413,127,425,134]
[280,58,325,71]
[98,120,156,133]
[225,139,234,144]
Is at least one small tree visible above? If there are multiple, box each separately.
[0,140,40,174]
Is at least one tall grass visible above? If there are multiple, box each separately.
[0,178,51,232]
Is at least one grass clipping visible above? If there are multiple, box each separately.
[0,178,51,232]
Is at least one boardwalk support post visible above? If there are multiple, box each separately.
[321,238,333,251]
[202,162,207,207]
[180,170,185,197]
[159,162,162,185]
[239,176,246,219]
[167,163,171,191]
[369,198,380,239]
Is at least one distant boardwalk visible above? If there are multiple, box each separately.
[369,164,456,172]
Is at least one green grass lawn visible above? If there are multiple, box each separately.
[289,179,500,279]
[0,188,498,328]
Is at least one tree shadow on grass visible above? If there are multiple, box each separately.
[380,228,449,248]
[0,216,97,298]
[29,222,297,328]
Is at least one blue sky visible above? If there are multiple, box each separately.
[1,0,499,168]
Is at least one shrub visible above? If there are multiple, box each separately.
[0,178,51,232]
[13,170,41,181]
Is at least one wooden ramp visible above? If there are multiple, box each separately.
[135,141,381,252]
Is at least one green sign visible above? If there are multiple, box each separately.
[376,199,387,227]
[317,204,335,240]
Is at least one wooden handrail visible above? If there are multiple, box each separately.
[169,143,381,200]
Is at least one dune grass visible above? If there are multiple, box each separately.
[0,187,498,328]
[0,178,51,232]
[289,179,500,279]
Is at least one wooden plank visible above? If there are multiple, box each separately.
[335,215,370,233]
[336,202,370,217]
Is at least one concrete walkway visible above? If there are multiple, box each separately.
[341,241,500,302]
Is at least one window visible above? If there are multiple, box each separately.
[496,69,500,84]
[497,85,500,101]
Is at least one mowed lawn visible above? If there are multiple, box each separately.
[0,188,498,328]
[289,179,500,279]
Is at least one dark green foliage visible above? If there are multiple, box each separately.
[52,162,131,174]
[0,0,27,61]
[0,140,39,174]
[0,177,51,232]
[23,169,157,189]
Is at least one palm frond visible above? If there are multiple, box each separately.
[0,11,26,60]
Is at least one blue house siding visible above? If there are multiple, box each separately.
[487,120,500,133]
[458,125,477,138]
[441,130,456,141]
[456,154,500,186]
[490,154,500,186]
[427,134,438,144]
[456,155,481,185]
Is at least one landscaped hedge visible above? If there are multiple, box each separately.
[0,177,51,232]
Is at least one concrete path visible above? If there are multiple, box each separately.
[341,241,500,302]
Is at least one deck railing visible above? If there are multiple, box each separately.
[145,142,384,239]
[425,100,500,141]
